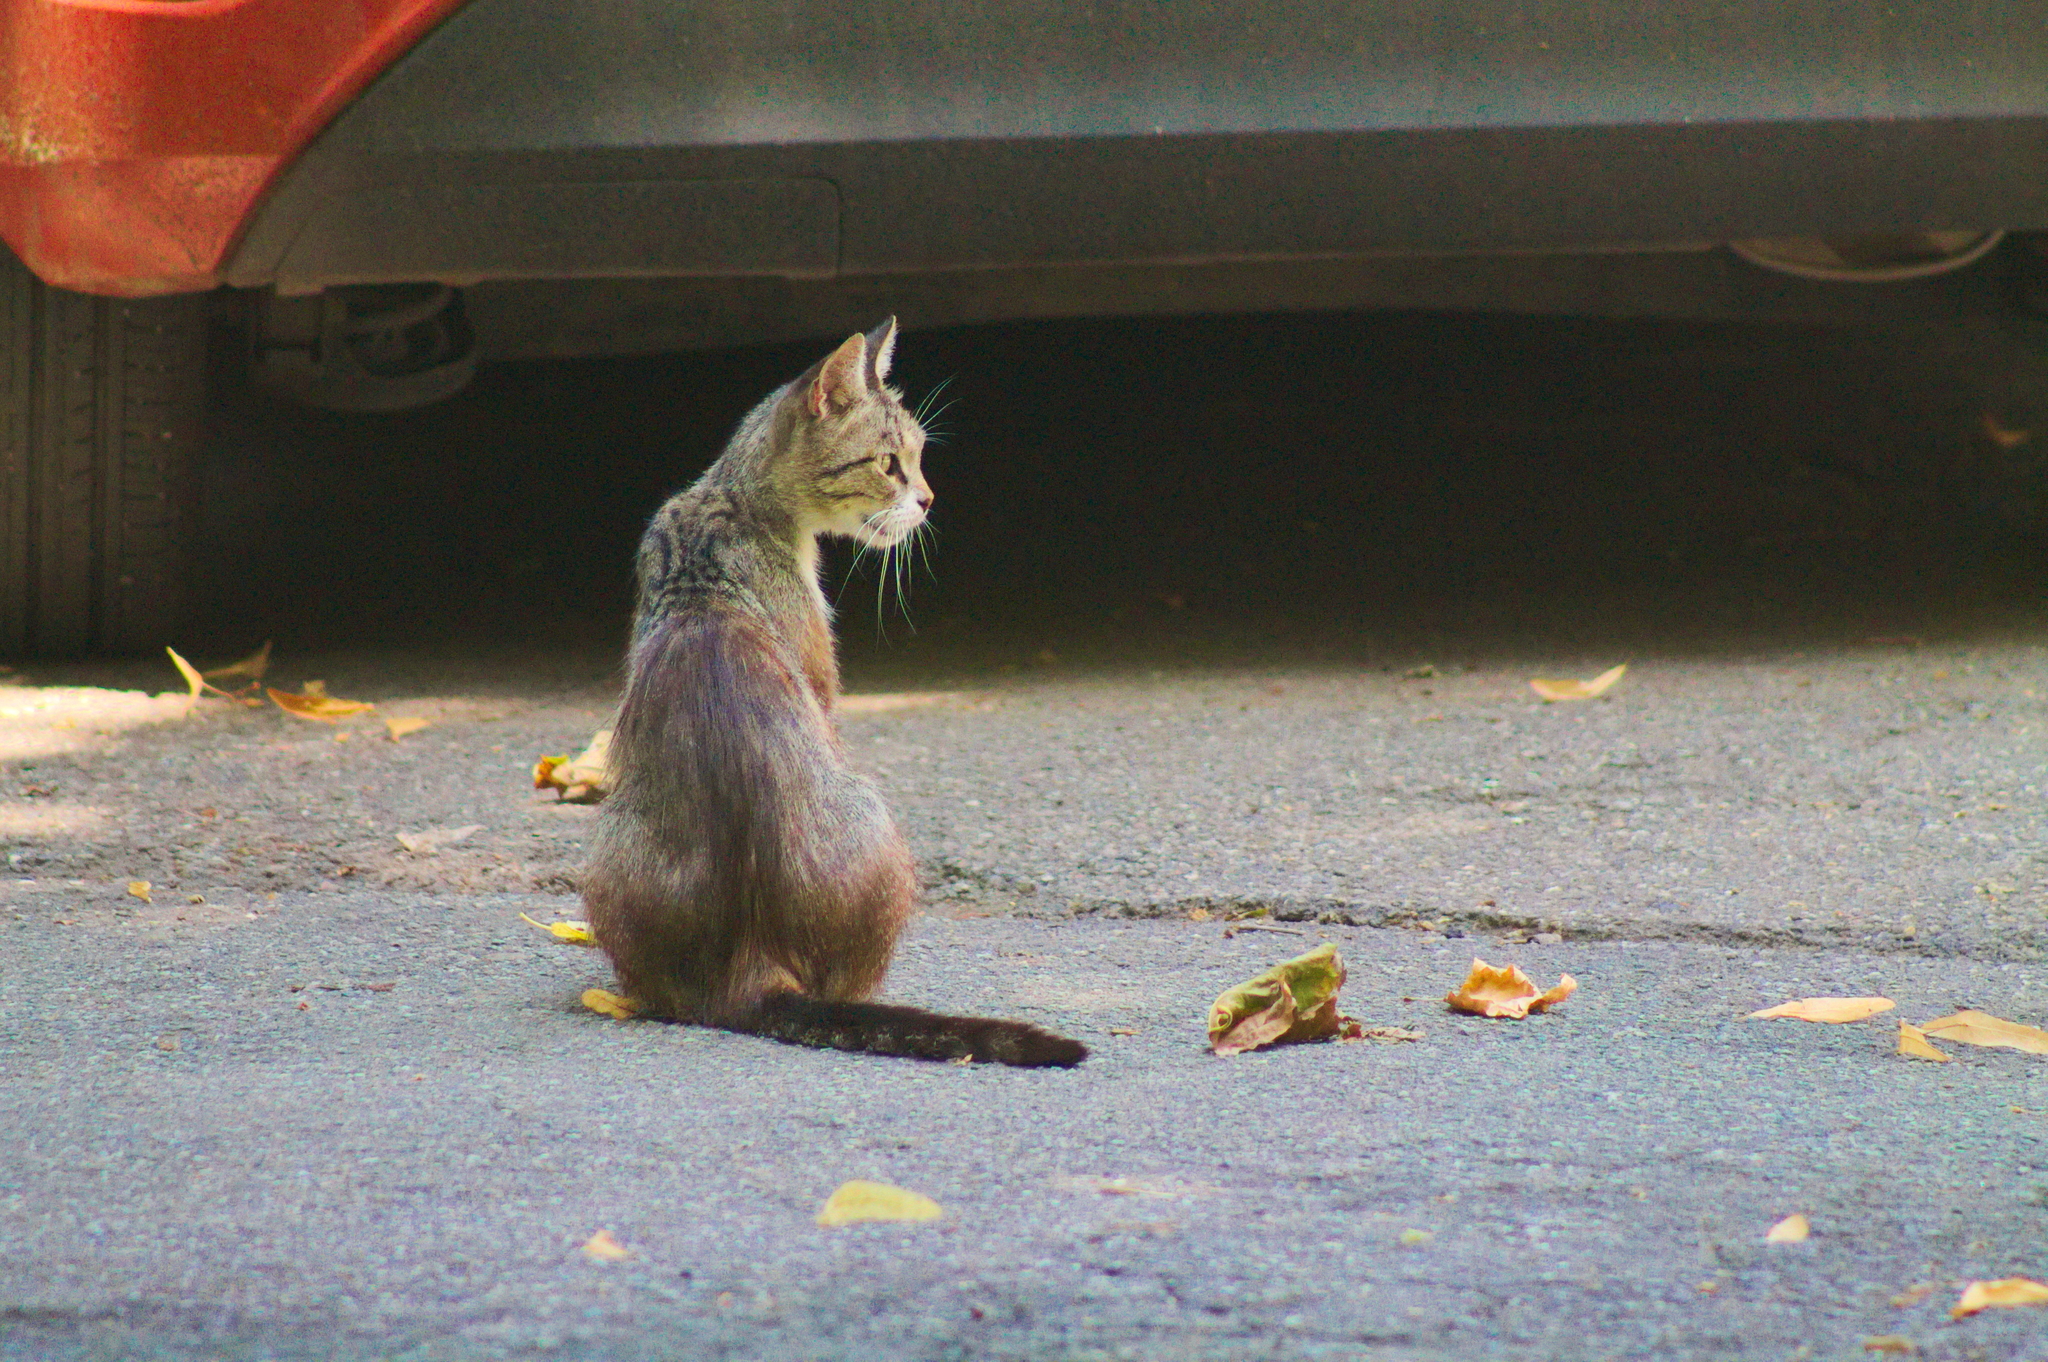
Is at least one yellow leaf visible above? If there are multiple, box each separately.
[384,716,431,741]
[165,647,207,714]
[1444,958,1577,1020]
[816,1179,943,1227]
[580,1229,629,1262]
[1890,1283,1936,1308]
[1529,664,1627,702]
[1918,1009,2048,1056]
[534,729,613,803]
[521,912,596,946]
[126,880,151,904]
[1206,942,1357,1055]
[200,640,272,682]
[1896,1023,1951,1062]
[1862,1336,1916,1355]
[267,686,374,723]
[1747,996,1895,1023]
[1949,1277,2048,1318]
[1765,1213,1810,1243]
[581,988,638,1020]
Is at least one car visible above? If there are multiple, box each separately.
[6,0,2047,654]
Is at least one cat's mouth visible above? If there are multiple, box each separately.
[855,503,926,547]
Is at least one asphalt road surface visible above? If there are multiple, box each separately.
[4,311,2048,1361]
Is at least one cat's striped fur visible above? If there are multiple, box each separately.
[583,319,1086,1068]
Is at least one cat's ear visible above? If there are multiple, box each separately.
[864,316,898,387]
[807,331,869,418]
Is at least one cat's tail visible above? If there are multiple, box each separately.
[729,994,1087,1068]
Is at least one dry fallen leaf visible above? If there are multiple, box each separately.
[395,825,482,855]
[267,685,374,723]
[201,640,272,682]
[520,912,596,946]
[1982,412,2032,450]
[1862,1337,1916,1355]
[535,729,613,803]
[384,716,431,741]
[1896,1023,1951,1063]
[1444,959,1577,1020]
[1206,942,1361,1055]
[1917,1009,2048,1056]
[1949,1277,2048,1318]
[1352,1026,1426,1043]
[1764,1213,1811,1244]
[1747,996,1895,1023]
[1529,664,1627,702]
[580,1229,629,1262]
[816,1179,943,1227]
[1890,1283,1937,1308]
[165,647,210,715]
[126,880,151,904]
[580,989,638,1020]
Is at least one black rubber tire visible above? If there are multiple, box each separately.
[0,251,205,657]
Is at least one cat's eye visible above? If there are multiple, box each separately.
[881,453,900,478]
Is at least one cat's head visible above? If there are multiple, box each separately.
[781,317,932,548]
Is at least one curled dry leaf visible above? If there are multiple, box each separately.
[520,912,596,946]
[165,648,210,714]
[535,729,613,803]
[1764,1213,1811,1244]
[200,640,272,682]
[816,1179,943,1227]
[1529,664,1627,703]
[1206,942,1361,1055]
[580,988,638,1020]
[1896,1023,1951,1063]
[395,824,481,855]
[1949,1277,2048,1318]
[580,1229,629,1262]
[1861,1337,1915,1355]
[126,880,151,904]
[384,716,431,741]
[267,686,374,723]
[1747,996,1895,1023]
[1444,958,1577,1019]
[1918,1009,2048,1056]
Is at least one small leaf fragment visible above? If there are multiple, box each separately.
[384,716,431,740]
[268,686,374,723]
[1949,1277,2048,1318]
[1896,1023,1951,1062]
[165,647,208,714]
[1444,958,1577,1019]
[395,824,482,855]
[127,880,152,904]
[580,1229,629,1262]
[1918,1009,2048,1056]
[1747,996,1895,1023]
[200,641,272,682]
[1398,1228,1433,1246]
[1890,1283,1936,1308]
[535,729,613,803]
[1529,664,1627,702]
[1764,1213,1810,1244]
[580,989,638,1020]
[816,1179,943,1227]
[1206,942,1357,1055]
[520,912,596,946]
[1862,1337,1916,1355]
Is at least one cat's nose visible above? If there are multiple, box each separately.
[915,488,935,511]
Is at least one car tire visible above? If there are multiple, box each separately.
[0,250,205,657]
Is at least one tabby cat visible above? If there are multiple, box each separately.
[583,318,1086,1067]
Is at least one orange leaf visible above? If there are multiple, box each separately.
[1747,996,1895,1023]
[1861,1337,1915,1355]
[1896,1023,1951,1062]
[1529,664,1626,702]
[580,1229,629,1262]
[1949,1277,2048,1318]
[1918,1009,2048,1056]
[1444,958,1577,1019]
[1764,1213,1810,1243]
[384,716,431,740]
[200,640,272,682]
[267,686,374,723]
[581,989,638,1020]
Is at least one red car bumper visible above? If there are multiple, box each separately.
[0,0,470,296]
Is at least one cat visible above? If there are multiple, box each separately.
[583,318,1087,1067]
